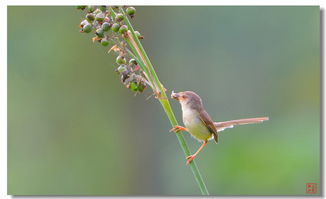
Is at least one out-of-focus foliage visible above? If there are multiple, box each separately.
[8,6,320,195]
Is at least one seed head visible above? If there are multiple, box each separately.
[129,59,137,65]
[115,13,124,22]
[99,6,107,12]
[111,23,120,32]
[95,13,105,22]
[126,7,136,18]
[116,55,127,64]
[101,22,111,31]
[96,28,105,38]
[87,6,96,13]
[117,64,128,73]
[77,6,87,10]
[86,13,95,22]
[134,31,144,39]
[119,25,128,34]
[101,38,109,46]
[82,24,92,33]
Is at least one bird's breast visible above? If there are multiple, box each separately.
[182,108,212,141]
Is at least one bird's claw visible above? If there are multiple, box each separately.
[186,155,196,165]
[169,125,187,133]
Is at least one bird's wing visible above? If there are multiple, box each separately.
[214,117,269,132]
[199,110,219,143]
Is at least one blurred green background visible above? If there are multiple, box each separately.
[8,6,320,195]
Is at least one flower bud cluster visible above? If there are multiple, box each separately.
[117,57,147,92]
[78,6,143,41]
[78,5,147,93]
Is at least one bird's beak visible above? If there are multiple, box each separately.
[171,91,180,100]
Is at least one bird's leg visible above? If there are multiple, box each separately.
[186,140,208,165]
[169,125,188,133]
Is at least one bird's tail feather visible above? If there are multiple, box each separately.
[214,117,269,132]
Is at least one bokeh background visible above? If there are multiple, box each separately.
[8,6,320,195]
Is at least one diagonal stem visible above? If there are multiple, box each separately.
[120,7,209,195]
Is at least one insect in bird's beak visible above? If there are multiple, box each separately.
[171,91,180,100]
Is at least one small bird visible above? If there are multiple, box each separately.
[170,91,269,165]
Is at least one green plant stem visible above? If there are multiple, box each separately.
[125,49,155,89]
[120,7,209,195]
[125,41,155,89]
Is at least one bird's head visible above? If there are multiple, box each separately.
[171,91,203,110]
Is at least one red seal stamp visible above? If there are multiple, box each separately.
[306,183,317,194]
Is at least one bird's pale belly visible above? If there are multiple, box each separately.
[183,111,212,141]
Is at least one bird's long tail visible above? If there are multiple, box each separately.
[214,117,269,132]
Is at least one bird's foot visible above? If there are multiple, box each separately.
[169,125,187,133]
[186,155,196,165]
